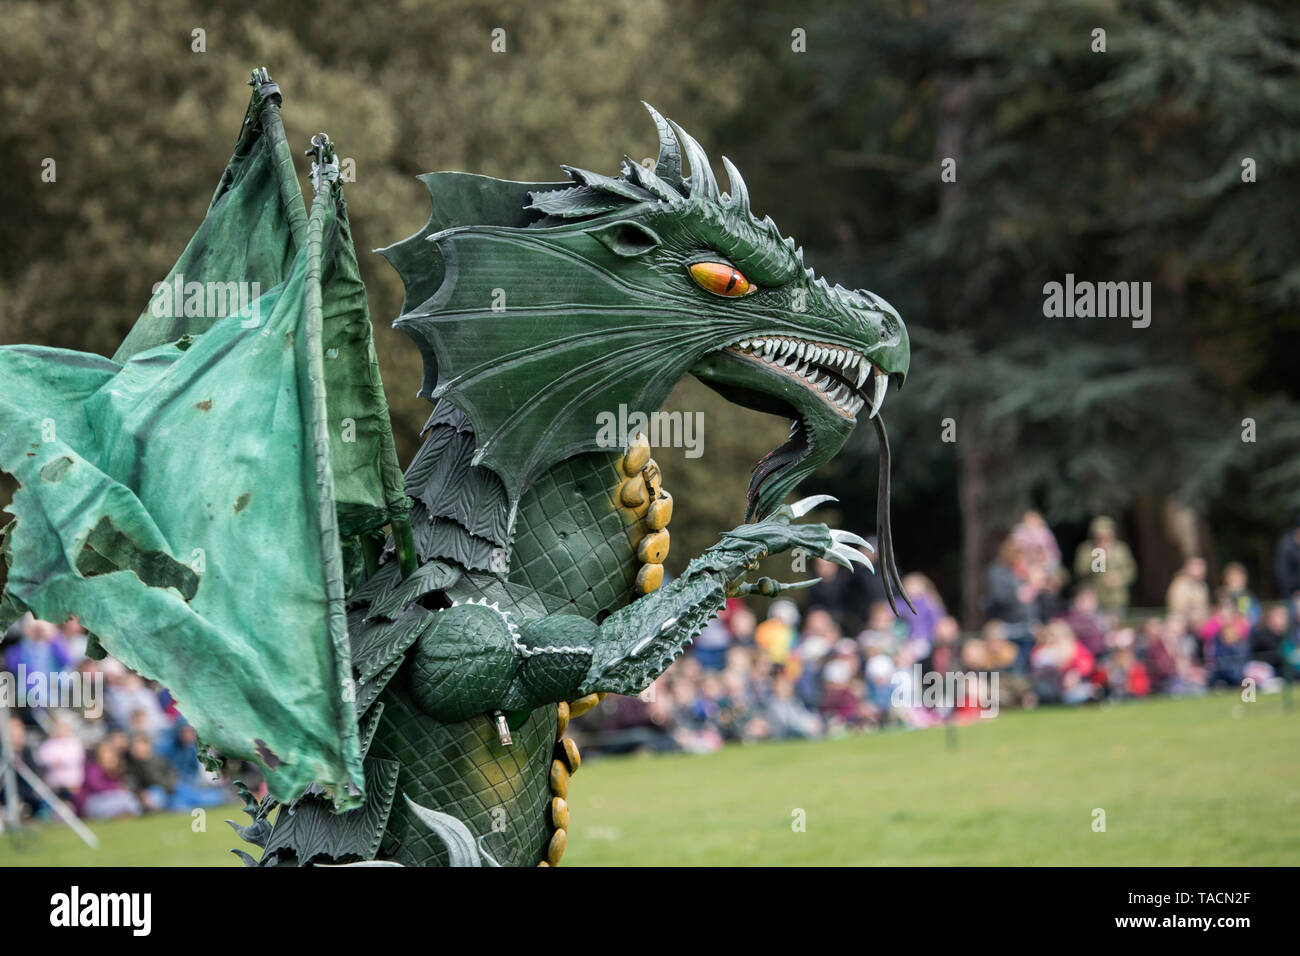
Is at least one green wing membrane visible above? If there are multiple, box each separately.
[0,75,404,810]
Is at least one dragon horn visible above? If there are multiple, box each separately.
[722,156,750,217]
[668,118,719,201]
[641,102,684,190]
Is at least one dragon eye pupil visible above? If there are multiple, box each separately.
[689,261,753,297]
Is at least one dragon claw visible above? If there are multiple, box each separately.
[830,528,874,552]
[826,542,875,573]
[789,494,838,519]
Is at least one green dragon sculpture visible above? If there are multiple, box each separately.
[248,107,913,868]
[0,74,911,867]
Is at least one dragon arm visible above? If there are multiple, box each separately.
[407,499,872,721]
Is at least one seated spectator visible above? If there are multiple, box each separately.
[896,573,945,645]
[35,714,86,805]
[1067,586,1107,658]
[124,733,179,812]
[1030,621,1096,705]
[154,721,229,808]
[791,630,831,711]
[801,608,842,644]
[986,538,1052,673]
[763,672,823,739]
[1095,628,1150,699]
[76,738,143,820]
[105,672,168,736]
[819,652,868,730]
[982,620,1033,709]
[691,617,732,672]
[954,639,994,721]
[857,601,901,656]
[1207,609,1251,688]
[716,668,760,742]
[667,679,724,754]
[1249,605,1288,675]
[1141,617,1178,692]
[754,600,799,665]
[1221,562,1260,630]
[922,616,963,680]
[862,645,898,721]
[725,603,757,648]
[1199,598,1250,670]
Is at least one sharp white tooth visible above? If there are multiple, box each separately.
[780,340,795,357]
[776,353,790,368]
[764,340,777,358]
[856,362,870,389]
[835,384,849,403]
[869,371,888,419]
[835,349,846,367]
[817,374,831,390]
[739,339,750,350]
[796,342,806,359]
[847,353,860,371]
[797,362,810,376]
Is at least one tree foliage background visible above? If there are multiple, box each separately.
[2,0,1297,623]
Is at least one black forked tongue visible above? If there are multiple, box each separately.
[873,413,915,616]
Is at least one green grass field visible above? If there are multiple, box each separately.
[3,693,1296,866]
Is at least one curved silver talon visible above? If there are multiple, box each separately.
[827,543,875,573]
[830,529,872,551]
[790,494,837,518]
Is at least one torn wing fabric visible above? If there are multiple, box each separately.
[0,89,384,810]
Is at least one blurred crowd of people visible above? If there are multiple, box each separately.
[5,513,1299,819]
[0,614,238,824]
[575,512,1300,755]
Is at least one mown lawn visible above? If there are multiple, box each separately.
[3,692,1296,866]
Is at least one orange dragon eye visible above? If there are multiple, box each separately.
[688,261,755,297]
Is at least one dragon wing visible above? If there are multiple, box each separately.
[0,71,406,809]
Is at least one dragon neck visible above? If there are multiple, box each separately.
[405,404,672,620]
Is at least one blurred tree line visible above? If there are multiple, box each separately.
[2,0,1298,623]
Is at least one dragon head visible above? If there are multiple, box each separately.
[382,104,912,606]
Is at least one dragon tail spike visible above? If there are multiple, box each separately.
[721,156,750,216]
[873,413,915,616]
[668,118,719,201]
[641,102,684,189]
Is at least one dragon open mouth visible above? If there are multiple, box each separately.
[724,336,889,420]
[688,334,913,615]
